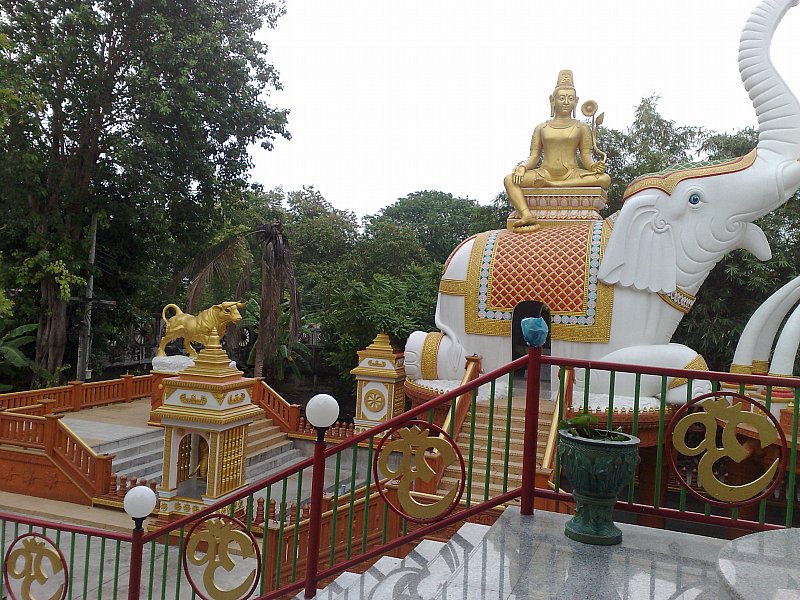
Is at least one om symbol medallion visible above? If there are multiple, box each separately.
[4,533,68,600]
[667,391,787,507]
[183,515,261,600]
[374,420,466,523]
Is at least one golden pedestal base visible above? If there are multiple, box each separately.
[507,187,608,228]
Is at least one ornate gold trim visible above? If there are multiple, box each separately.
[623,150,757,200]
[162,427,173,489]
[163,379,255,394]
[752,360,770,373]
[438,279,466,296]
[668,354,709,389]
[363,389,386,413]
[152,404,262,426]
[462,222,614,342]
[657,288,696,314]
[351,368,407,380]
[421,332,444,379]
[729,363,753,375]
[552,218,614,342]
[207,432,217,496]
[180,393,207,406]
[228,393,246,405]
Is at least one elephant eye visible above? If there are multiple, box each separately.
[688,193,702,206]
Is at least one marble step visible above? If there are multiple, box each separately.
[93,429,165,482]
[245,448,305,484]
[316,524,489,600]
[92,428,164,457]
[430,507,724,599]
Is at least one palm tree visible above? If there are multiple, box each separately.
[169,222,300,379]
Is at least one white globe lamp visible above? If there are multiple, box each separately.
[306,394,339,440]
[124,485,158,531]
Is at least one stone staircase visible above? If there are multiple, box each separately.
[92,412,304,486]
[307,522,491,599]
[437,399,556,500]
[244,412,304,483]
[94,428,165,484]
[309,507,725,599]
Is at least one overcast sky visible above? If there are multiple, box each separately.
[250,0,800,219]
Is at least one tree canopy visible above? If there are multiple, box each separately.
[2,19,798,399]
[0,0,289,381]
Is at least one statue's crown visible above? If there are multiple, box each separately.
[554,69,574,90]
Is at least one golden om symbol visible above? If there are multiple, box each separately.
[672,397,779,502]
[6,536,65,600]
[377,425,460,520]
[186,518,258,600]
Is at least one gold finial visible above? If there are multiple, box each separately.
[181,327,242,380]
[367,332,395,352]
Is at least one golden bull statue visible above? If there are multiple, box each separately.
[157,301,245,358]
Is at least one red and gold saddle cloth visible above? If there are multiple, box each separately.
[441,219,614,342]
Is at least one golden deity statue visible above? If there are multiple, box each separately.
[504,70,611,230]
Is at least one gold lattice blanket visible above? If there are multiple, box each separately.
[440,220,614,342]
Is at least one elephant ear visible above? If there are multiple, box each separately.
[598,193,677,294]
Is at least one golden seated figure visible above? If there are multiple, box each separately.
[504,70,611,230]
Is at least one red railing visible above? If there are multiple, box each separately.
[0,410,112,499]
[0,349,799,599]
[0,373,152,413]
[253,378,301,432]
[0,411,47,449]
[52,420,112,495]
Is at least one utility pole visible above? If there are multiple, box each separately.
[76,213,97,381]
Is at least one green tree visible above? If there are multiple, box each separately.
[284,187,360,315]
[368,191,503,263]
[599,95,708,213]
[0,0,289,380]
[315,269,440,378]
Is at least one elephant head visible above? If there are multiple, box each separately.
[598,0,800,296]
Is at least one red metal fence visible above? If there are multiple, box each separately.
[0,350,797,599]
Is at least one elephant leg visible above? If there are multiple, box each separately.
[589,344,711,405]
[404,330,467,381]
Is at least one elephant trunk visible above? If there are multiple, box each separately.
[739,0,800,160]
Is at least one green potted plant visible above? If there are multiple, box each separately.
[557,411,640,545]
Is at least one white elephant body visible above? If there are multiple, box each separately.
[404,0,800,400]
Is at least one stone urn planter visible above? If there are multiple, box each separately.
[557,427,640,546]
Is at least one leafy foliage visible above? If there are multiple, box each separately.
[0,0,289,380]
[557,411,627,441]
[600,95,708,213]
[0,323,37,391]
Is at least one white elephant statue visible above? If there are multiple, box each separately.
[405,0,800,402]
[732,274,800,416]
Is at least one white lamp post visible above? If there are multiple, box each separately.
[124,485,158,530]
[306,393,339,435]
[303,393,339,598]
[124,485,157,600]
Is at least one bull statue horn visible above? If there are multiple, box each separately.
[236,301,246,309]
